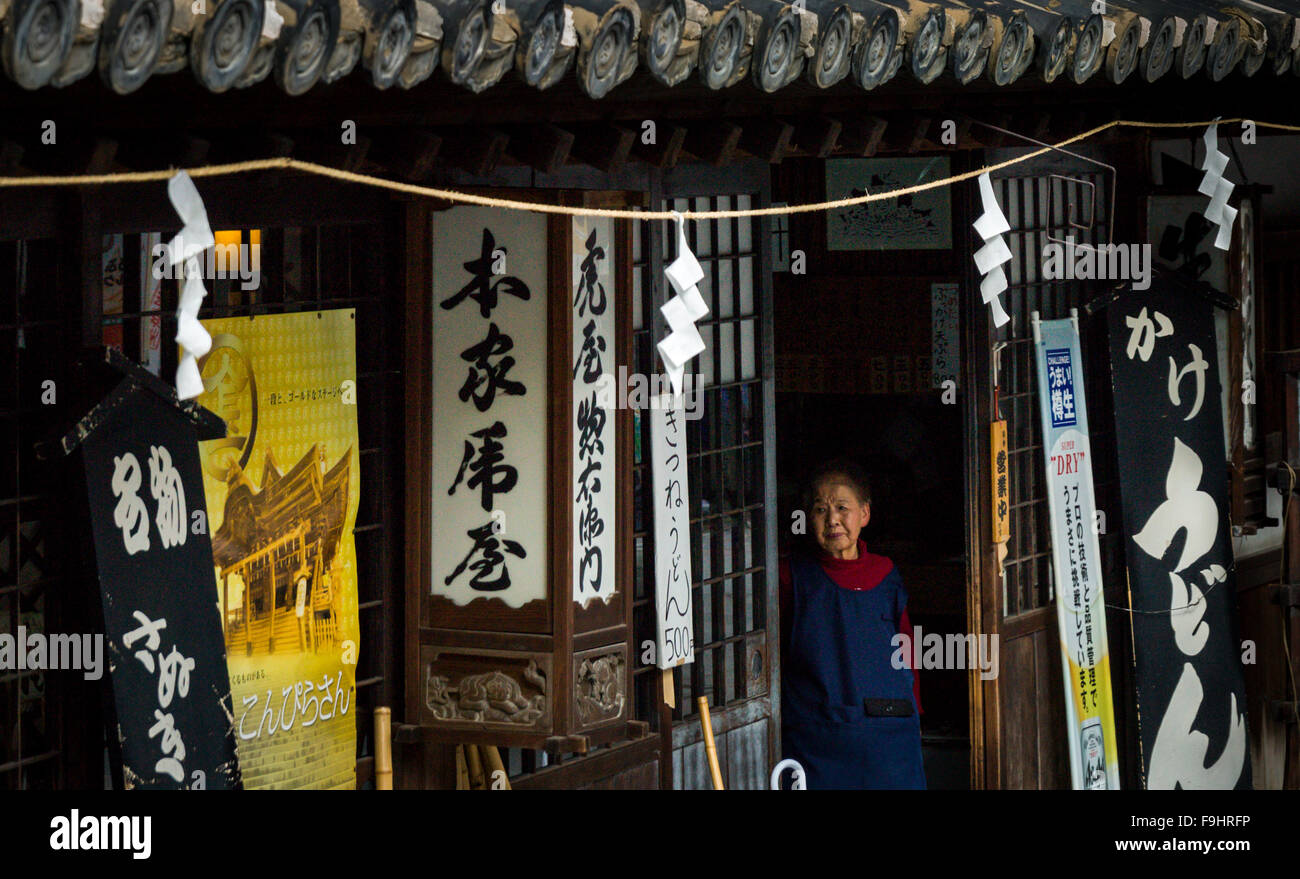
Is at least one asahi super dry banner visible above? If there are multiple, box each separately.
[1033,314,1121,790]
[195,310,362,789]
[1106,281,1252,789]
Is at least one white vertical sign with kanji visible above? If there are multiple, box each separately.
[649,395,695,669]
[571,216,617,606]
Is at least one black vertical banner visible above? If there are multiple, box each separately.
[78,376,241,789]
[1106,279,1252,789]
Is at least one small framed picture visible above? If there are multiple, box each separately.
[825,157,953,251]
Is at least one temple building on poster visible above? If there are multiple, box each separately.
[2,0,1300,790]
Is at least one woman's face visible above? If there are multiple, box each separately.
[810,479,870,559]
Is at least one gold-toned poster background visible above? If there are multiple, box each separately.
[194,310,361,789]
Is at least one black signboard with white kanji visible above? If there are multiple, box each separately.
[63,348,241,789]
[1107,278,1252,789]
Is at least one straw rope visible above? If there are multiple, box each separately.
[1,117,1297,219]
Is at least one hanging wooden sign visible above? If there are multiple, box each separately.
[990,418,1010,545]
[1106,279,1252,789]
[62,348,241,790]
[418,205,634,751]
[649,394,695,671]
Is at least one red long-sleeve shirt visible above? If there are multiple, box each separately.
[779,540,922,715]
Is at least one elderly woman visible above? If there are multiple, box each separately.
[779,459,925,790]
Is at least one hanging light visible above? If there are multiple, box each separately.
[852,5,900,90]
[98,0,174,93]
[1071,11,1103,83]
[1138,13,1174,84]
[1,0,78,88]
[697,0,747,90]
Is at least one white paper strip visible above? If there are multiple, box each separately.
[656,215,711,397]
[167,171,214,399]
[166,172,214,264]
[1197,121,1237,252]
[973,172,1012,328]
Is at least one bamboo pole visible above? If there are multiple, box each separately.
[465,743,487,790]
[481,745,511,790]
[373,707,392,790]
[455,745,470,790]
[697,696,724,790]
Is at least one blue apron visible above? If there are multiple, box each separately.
[782,554,926,790]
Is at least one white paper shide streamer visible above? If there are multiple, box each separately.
[656,215,710,397]
[1198,121,1238,251]
[167,171,215,399]
[973,173,1012,329]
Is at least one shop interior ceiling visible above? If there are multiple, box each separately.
[1,0,1298,179]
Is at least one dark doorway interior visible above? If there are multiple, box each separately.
[771,157,972,788]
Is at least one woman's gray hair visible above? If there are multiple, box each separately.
[803,458,872,508]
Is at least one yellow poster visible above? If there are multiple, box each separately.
[194,310,361,789]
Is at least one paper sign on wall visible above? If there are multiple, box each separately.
[649,395,694,669]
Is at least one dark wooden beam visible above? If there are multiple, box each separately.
[1030,111,1051,144]
[924,115,972,149]
[684,120,742,167]
[0,139,24,173]
[792,117,842,159]
[439,128,509,177]
[506,124,574,175]
[739,118,794,164]
[298,134,373,173]
[210,132,295,165]
[906,116,934,153]
[570,124,636,173]
[878,115,932,154]
[965,111,1013,149]
[631,124,687,169]
[838,116,889,157]
[368,129,444,181]
[115,134,211,172]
